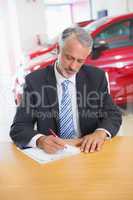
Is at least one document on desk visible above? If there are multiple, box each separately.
[19,145,81,164]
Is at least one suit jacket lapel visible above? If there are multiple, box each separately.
[45,65,60,134]
[76,66,92,135]
[44,65,93,135]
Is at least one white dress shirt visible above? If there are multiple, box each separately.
[54,63,81,138]
[28,63,111,147]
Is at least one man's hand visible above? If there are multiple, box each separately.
[80,130,107,153]
[36,135,66,154]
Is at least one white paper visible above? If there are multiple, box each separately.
[19,145,81,164]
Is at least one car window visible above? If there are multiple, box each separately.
[94,19,133,49]
[84,17,110,32]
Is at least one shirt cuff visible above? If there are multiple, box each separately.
[27,134,44,148]
[96,128,112,139]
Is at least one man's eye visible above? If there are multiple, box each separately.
[66,55,73,60]
[77,60,84,64]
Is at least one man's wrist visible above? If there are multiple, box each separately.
[94,130,107,140]
[96,128,112,139]
[27,134,44,148]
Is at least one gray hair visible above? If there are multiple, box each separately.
[58,26,93,50]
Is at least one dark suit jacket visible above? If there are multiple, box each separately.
[10,64,122,148]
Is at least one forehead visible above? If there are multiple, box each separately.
[61,36,90,58]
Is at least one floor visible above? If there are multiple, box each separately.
[0,73,16,141]
[120,113,133,136]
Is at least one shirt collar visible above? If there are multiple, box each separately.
[54,61,76,86]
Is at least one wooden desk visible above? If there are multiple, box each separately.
[0,136,133,200]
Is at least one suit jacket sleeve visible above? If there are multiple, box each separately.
[96,72,122,137]
[10,76,38,148]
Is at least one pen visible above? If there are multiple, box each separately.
[49,128,67,149]
[49,128,58,137]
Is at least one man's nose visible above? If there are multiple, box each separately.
[69,60,78,70]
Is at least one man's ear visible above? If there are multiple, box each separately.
[56,44,60,54]
[56,45,61,62]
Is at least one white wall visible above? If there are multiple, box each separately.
[44,0,91,42]
[128,0,133,12]
[91,0,132,19]
[15,0,46,53]
[72,1,91,22]
[0,0,16,142]
[44,4,72,42]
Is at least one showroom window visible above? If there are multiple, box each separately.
[43,0,90,42]
[95,19,133,49]
[44,1,72,42]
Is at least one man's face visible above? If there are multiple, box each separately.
[57,36,91,78]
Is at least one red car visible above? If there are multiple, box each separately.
[14,13,133,105]
[84,13,133,105]
[77,19,94,27]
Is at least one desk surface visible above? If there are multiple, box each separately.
[0,136,133,200]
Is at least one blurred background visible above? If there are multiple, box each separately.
[0,0,133,141]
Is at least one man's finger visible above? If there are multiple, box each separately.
[89,141,97,152]
[80,137,88,152]
[96,140,104,151]
[42,143,58,154]
[84,140,94,153]
[51,139,66,150]
[45,136,65,150]
[53,136,66,147]
[81,137,93,153]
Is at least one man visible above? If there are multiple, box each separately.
[10,27,122,154]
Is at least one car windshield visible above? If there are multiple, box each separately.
[84,16,111,33]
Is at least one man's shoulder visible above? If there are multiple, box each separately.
[25,65,54,81]
[82,64,104,76]
[78,65,106,90]
[80,65,105,81]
